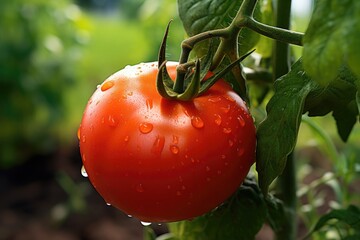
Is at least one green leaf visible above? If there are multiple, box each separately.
[264,195,287,233]
[178,0,261,57]
[168,178,267,240]
[307,205,360,238]
[256,59,317,193]
[144,226,156,240]
[303,0,360,85]
[304,66,359,141]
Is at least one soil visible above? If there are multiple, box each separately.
[0,145,168,240]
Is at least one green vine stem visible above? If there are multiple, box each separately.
[272,0,297,239]
[172,0,304,99]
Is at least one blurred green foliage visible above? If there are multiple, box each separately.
[0,0,88,168]
[0,0,184,168]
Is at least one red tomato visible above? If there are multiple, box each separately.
[79,62,256,222]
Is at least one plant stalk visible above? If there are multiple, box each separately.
[273,0,297,239]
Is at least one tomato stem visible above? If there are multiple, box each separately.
[272,0,297,239]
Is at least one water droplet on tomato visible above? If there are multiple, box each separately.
[221,105,231,113]
[124,135,130,142]
[238,115,246,127]
[77,127,81,140]
[183,109,190,117]
[181,185,186,190]
[136,184,144,193]
[176,191,182,196]
[228,139,234,147]
[107,115,118,127]
[208,96,222,102]
[214,114,222,126]
[140,221,152,226]
[127,215,132,218]
[206,177,211,182]
[145,99,153,110]
[139,122,153,134]
[81,135,86,143]
[217,170,222,175]
[191,116,204,129]
[100,80,114,91]
[172,135,179,144]
[223,127,232,134]
[152,135,165,155]
[221,154,226,159]
[81,165,88,177]
[237,147,245,157]
[206,166,211,172]
[170,145,179,155]
[106,203,111,206]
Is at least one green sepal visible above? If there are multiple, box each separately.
[177,60,201,101]
[157,61,178,100]
[199,49,255,95]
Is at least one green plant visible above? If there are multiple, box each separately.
[0,0,86,168]
[80,0,360,239]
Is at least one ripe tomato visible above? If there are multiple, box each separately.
[79,62,256,222]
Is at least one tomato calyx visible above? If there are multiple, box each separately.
[156,21,255,101]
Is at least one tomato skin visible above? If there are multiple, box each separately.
[79,62,256,222]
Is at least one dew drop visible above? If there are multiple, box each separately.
[145,99,153,110]
[238,115,246,127]
[107,115,118,127]
[191,116,204,129]
[228,139,234,147]
[128,215,132,218]
[223,127,232,134]
[208,96,222,103]
[221,154,226,159]
[152,135,165,155]
[181,185,186,190]
[106,203,111,206]
[136,184,144,193]
[77,127,81,140]
[176,191,182,196]
[214,114,222,126]
[172,135,179,144]
[141,221,152,226]
[183,109,190,117]
[221,105,231,113]
[81,165,88,177]
[101,80,114,91]
[139,122,153,134]
[170,145,179,155]
[237,147,245,157]
[81,135,86,143]
[206,166,211,172]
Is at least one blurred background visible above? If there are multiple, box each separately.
[0,0,183,239]
[0,0,359,239]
